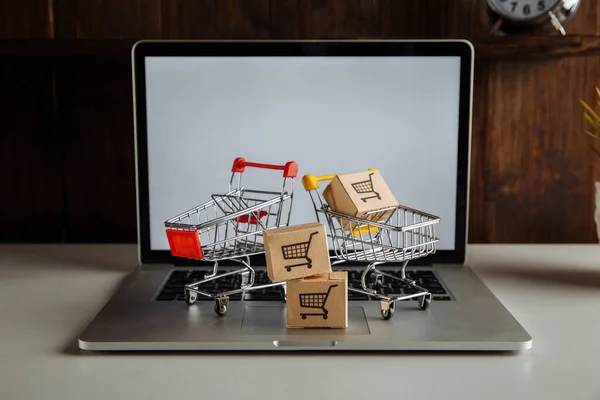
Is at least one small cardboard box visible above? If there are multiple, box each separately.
[286,271,348,328]
[263,222,331,283]
[323,170,399,231]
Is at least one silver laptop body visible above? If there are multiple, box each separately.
[78,39,532,352]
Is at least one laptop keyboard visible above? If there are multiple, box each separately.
[156,268,451,302]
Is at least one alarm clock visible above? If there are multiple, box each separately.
[485,0,582,35]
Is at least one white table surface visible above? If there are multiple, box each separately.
[1,244,599,400]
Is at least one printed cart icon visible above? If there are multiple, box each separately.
[280,231,319,272]
[299,284,338,319]
[351,172,381,202]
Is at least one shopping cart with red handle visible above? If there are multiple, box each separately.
[164,157,298,316]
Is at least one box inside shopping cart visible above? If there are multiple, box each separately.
[263,222,332,283]
[286,271,348,328]
[322,169,399,231]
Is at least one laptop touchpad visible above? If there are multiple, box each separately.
[241,305,370,335]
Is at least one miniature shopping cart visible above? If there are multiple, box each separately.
[299,284,338,320]
[302,169,440,320]
[351,172,381,202]
[164,157,298,316]
[281,231,318,271]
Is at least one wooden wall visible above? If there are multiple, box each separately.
[1,1,599,243]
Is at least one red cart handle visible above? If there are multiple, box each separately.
[231,157,298,178]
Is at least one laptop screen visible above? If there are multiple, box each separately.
[138,43,471,262]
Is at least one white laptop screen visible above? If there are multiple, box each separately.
[143,55,462,253]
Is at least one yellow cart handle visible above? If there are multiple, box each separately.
[302,168,377,191]
[302,174,336,191]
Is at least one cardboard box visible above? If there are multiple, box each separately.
[286,272,348,328]
[263,222,331,283]
[323,170,399,231]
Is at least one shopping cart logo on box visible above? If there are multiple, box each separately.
[280,231,318,272]
[351,172,381,202]
[299,284,338,320]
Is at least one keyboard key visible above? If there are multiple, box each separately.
[159,268,447,303]
[216,284,236,291]
[171,270,189,279]
[244,292,283,301]
[386,290,404,295]
[176,293,210,301]
[188,271,203,281]
[161,286,182,294]
[348,292,370,301]
[429,288,447,294]
[157,293,177,301]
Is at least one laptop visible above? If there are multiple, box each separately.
[78,39,532,351]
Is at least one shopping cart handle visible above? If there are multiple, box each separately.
[302,168,377,191]
[231,157,298,178]
[302,174,336,191]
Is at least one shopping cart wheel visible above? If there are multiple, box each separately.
[381,302,395,320]
[185,289,197,305]
[214,298,228,316]
[419,294,432,310]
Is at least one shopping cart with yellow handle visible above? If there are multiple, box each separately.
[302,169,440,320]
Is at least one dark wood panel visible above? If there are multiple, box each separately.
[380,0,487,38]
[480,57,598,243]
[0,0,51,38]
[160,0,271,39]
[0,62,62,241]
[56,61,136,242]
[54,0,162,38]
[162,0,271,39]
[271,0,379,38]
[0,39,135,60]
[380,1,597,38]
[160,0,219,39]
[561,0,600,35]
[468,62,490,243]
[215,0,270,38]
[3,36,600,61]
[473,35,600,60]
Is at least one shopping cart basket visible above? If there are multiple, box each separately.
[299,284,338,320]
[164,157,298,316]
[302,169,440,320]
[281,231,318,271]
[351,172,381,202]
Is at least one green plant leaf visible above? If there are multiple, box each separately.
[584,113,600,130]
[584,130,600,140]
[581,99,600,123]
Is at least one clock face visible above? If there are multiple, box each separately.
[488,0,561,20]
